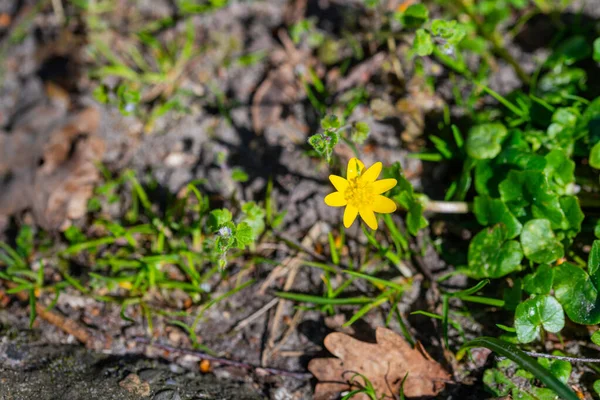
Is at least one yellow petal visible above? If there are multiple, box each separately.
[324,192,347,207]
[359,208,378,230]
[344,205,359,228]
[360,162,382,183]
[329,175,349,192]
[372,195,397,213]
[346,158,365,180]
[372,178,397,194]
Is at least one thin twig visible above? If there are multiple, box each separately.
[51,0,64,24]
[233,298,279,331]
[273,231,328,263]
[3,281,94,347]
[133,337,312,379]
[498,352,600,363]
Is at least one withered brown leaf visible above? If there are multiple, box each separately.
[308,327,450,400]
[0,105,104,230]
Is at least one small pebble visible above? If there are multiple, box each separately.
[153,389,182,400]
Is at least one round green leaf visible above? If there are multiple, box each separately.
[520,219,564,264]
[499,171,567,230]
[523,264,554,295]
[400,4,429,29]
[553,262,600,325]
[553,241,600,325]
[591,330,600,346]
[593,37,600,63]
[466,123,508,160]
[594,380,600,398]
[515,295,564,343]
[590,141,600,169]
[537,354,571,384]
[467,224,523,279]
[473,195,522,239]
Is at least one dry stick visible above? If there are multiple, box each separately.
[499,352,600,363]
[262,223,326,366]
[269,310,304,356]
[133,337,312,380]
[234,298,279,331]
[51,0,64,24]
[4,282,93,346]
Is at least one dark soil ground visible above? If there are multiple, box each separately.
[1,0,600,399]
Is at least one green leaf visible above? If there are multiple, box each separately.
[592,330,600,346]
[590,141,600,169]
[431,19,466,44]
[400,4,429,29]
[350,121,370,145]
[240,201,266,237]
[16,225,34,259]
[483,364,515,396]
[308,129,339,163]
[543,149,574,193]
[553,242,600,325]
[234,222,254,249]
[580,97,600,145]
[321,115,341,130]
[537,67,586,104]
[523,264,554,295]
[473,195,522,239]
[231,168,249,182]
[594,38,600,62]
[389,162,428,236]
[520,219,564,264]
[499,170,567,230]
[467,224,523,279]
[546,35,591,67]
[461,337,579,400]
[559,196,584,239]
[396,193,427,236]
[414,29,433,56]
[207,209,232,232]
[275,291,373,305]
[538,353,571,384]
[515,295,564,343]
[466,123,508,160]
[594,380,600,397]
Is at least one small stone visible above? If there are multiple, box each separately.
[153,389,182,400]
[138,368,163,384]
[119,373,151,397]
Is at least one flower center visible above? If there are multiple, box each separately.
[344,178,373,208]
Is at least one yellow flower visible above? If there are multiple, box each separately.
[324,158,398,230]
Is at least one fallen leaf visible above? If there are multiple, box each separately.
[309,327,450,400]
[0,106,104,230]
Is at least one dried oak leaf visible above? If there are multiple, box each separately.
[0,106,103,230]
[308,327,450,400]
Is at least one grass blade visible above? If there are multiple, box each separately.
[461,337,578,400]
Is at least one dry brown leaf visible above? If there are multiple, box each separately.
[0,106,104,230]
[308,327,450,400]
